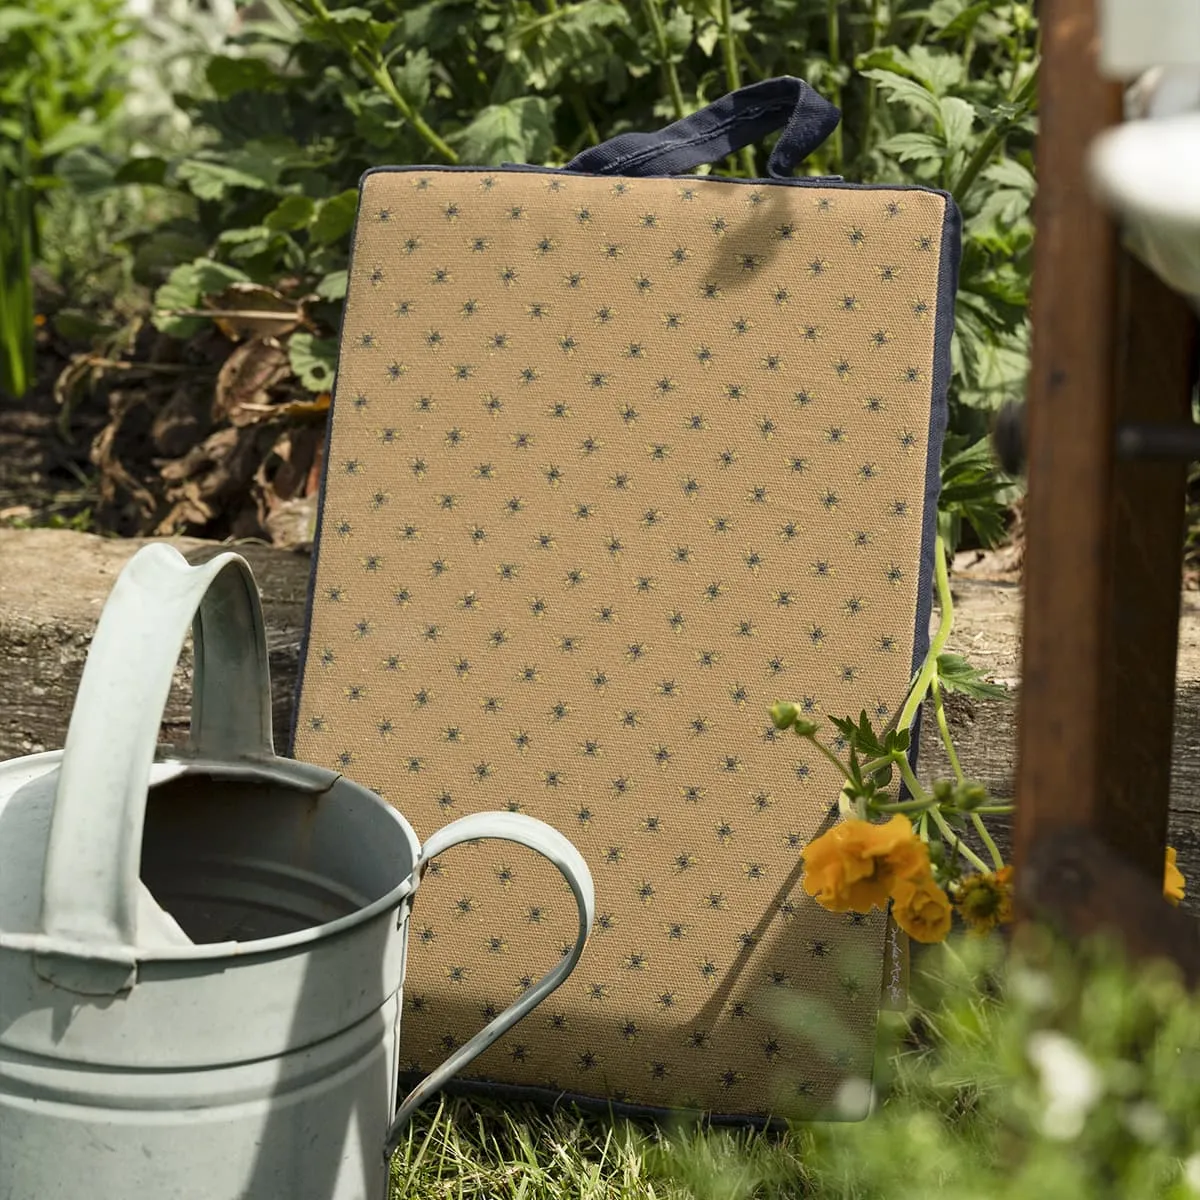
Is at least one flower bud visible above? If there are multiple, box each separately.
[932,779,954,804]
[954,782,989,811]
[770,701,799,730]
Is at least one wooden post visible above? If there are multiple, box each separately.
[1014,0,1200,953]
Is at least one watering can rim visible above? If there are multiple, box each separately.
[0,543,434,974]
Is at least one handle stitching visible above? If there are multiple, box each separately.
[588,99,788,174]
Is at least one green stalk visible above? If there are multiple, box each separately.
[805,734,859,787]
[896,534,955,734]
[970,811,1005,872]
[641,0,687,121]
[949,67,1038,203]
[932,677,965,785]
[825,0,844,171]
[895,755,990,874]
[719,0,756,177]
[1007,4,1033,100]
[859,0,884,168]
[0,136,36,400]
[736,38,767,83]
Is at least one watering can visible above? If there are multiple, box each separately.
[0,543,595,1199]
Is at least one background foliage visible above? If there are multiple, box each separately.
[2,0,1033,545]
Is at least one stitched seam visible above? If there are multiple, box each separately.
[589,98,790,173]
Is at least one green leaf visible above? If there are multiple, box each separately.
[982,157,1036,195]
[905,45,965,94]
[152,263,204,338]
[132,229,210,285]
[939,435,1011,548]
[114,155,167,186]
[193,259,251,297]
[303,8,395,51]
[876,132,945,163]
[662,7,694,58]
[859,69,941,124]
[205,55,281,99]
[392,48,433,109]
[39,120,105,158]
[451,96,557,165]
[53,146,115,193]
[265,194,316,232]
[938,96,976,152]
[0,8,45,35]
[936,653,1009,700]
[696,18,720,56]
[933,0,994,40]
[176,156,277,201]
[320,5,374,22]
[289,331,339,392]
[311,189,360,244]
[316,270,348,300]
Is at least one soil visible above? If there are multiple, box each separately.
[0,340,107,528]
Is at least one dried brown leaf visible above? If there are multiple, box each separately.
[213,338,292,426]
[206,283,302,341]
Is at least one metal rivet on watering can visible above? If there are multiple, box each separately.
[0,543,595,1199]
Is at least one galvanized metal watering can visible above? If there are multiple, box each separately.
[0,543,595,1199]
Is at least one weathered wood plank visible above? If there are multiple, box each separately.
[0,528,313,757]
[1013,0,1129,889]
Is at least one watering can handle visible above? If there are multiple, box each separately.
[39,543,273,963]
[383,811,596,1159]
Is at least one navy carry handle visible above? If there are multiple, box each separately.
[564,76,841,179]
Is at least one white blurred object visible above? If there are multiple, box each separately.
[1089,114,1200,308]
[1098,0,1200,78]
[1089,5,1200,312]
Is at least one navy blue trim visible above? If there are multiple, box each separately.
[287,193,369,758]
[563,76,841,180]
[295,161,962,1125]
[898,192,960,799]
[395,1071,863,1132]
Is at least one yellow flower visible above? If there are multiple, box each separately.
[1165,846,1186,906]
[953,865,1014,936]
[891,873,954,943]
[801,815,929,913]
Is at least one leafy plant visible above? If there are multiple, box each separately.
[770,533,1184,950]
[658,923,1200,1200]
[0,0,132,397]
[46,0,1035,545]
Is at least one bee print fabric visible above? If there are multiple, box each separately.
[293,164,957,1124]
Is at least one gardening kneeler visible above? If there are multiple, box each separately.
[292,76,958,1125]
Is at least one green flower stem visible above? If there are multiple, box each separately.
[825,0,844,171]
[641,0,687,121]
[896,534,955,735]
[859,0,884,167]
[303,0,458,164]
[1007,6,1031,100]
[974,804,1014,815]
[895,755,989,874]
[803,734,858,787]
[719,0,756,177]
[737,38,766,82]
[873,798,936,815]
[861,754,893,776]
[932,676,965,785]
[949,67,1037,203]
[971,812,1006,872]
